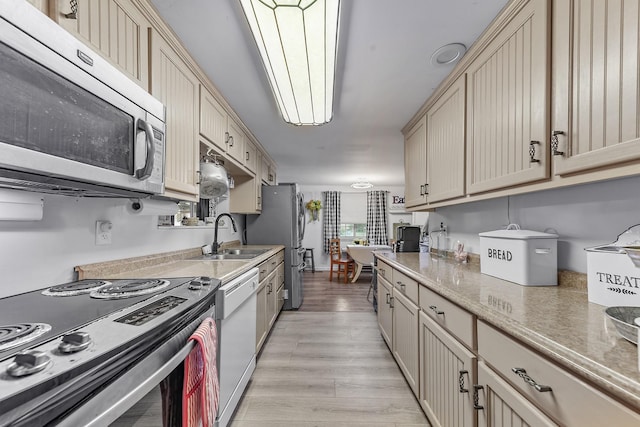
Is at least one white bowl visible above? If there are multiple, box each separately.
[605,306,640,344]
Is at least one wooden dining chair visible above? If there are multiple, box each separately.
[329,238,354,283]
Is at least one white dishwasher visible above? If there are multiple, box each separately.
[215,267,258,427]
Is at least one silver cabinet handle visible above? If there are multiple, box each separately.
[429,305,444,315]
[229,135,234,147]
[511,368,552,392]
[389,296,394,309]
[246,151,250,161]
[64,0,78,19]
[551,130,565,156]
[459,370,469,393]
[424,183,429,195]
[529,140,541,163]
[386,293,390,304]
[473,385,484,410]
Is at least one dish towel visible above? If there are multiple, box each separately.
[183,317,219,427]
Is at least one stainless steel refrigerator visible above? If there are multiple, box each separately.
[246,183,306,309]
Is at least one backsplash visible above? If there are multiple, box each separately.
[0,192,243,298]
[429,174,640,273]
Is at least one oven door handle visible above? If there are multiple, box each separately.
[57,314,206,427]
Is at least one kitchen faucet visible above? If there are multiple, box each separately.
[213,213,237,254]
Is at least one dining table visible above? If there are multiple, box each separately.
[346,244,393,283]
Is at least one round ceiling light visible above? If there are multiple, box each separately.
[430,43,466,66]
[351,181,373,189]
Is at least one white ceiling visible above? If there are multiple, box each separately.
[150,0,508,187]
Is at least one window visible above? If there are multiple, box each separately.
[340,223,367,238]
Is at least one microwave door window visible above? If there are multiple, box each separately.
[0,41,134,175]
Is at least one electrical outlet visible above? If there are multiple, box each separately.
[217,218,229,229]
[96,220,112,245]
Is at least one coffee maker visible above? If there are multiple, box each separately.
[395,226,421,252]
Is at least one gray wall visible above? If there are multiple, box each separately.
[0,193,243,298]
[427,175,640,273]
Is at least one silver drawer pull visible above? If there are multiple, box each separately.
[458,370,468,393]
[429,305,444,315]
[511,368,552,392]
[473,385,484,410]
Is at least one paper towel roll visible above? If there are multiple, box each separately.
[127,199,178,216]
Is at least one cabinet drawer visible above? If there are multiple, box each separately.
[258,261,270,282]
[391,269,419,305]
[419,286,475,349]
[275,250,285,265]
[478,321,640,426]
[377,260,392,281]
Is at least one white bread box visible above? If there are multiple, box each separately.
[479,225,558,286]
[585,225,640,307]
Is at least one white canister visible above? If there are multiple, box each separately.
[479,226,558,286]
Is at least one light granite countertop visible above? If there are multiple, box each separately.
[375,252,640,412]
[75,245,285,284]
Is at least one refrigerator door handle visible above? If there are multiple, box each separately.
[297,262,307,272]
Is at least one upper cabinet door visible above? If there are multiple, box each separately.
[552,0,640,176]
[199,85,228,153]
[244,139,258,174]
[426,76,466,203]
[466,0,550,194]
[226,117,246,164]
[404,115,427,208]
[150,29,199,201]
[54,0,150,91]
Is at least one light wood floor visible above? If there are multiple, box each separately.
[230,271,430,426]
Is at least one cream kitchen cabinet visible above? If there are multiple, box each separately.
[255,278,268,353]
[199,85,228,153]
[551,0,640,176]
[150,29,199,201]
[229,175,261,214]
[426,75,466,203]
[244,139,259,174]
[391,288,419,397]
[377,273,393,348]
[476,361,556,427]
[26,0,47,13]
[419,311,477,427]
[378,263,420,397]
[226,117,246,165]
[404,115,427,208]
[466,0,550,194]
[53,0,150,91]
[478,321,640,427]
[256,251,284,353]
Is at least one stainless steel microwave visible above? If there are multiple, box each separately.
[0,1,166,198]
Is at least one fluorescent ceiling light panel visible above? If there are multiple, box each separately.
[240,0,340,125]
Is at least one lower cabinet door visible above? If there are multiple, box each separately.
[476,361,557,427]
[392,290,419,397]
[255,281,268,353]
[419,311,476,427]
[377,276,393,348]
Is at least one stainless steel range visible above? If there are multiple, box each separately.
[0,276,220,426]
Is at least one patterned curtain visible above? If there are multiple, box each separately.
[366,191,388,245]
[322,191,341,253]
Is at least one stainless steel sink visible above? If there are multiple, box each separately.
[188,248,269,261]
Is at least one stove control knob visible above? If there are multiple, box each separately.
[199,276,212,286]
[189,280,203,290]
[59,331,92,354]
[7,350,51,377]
